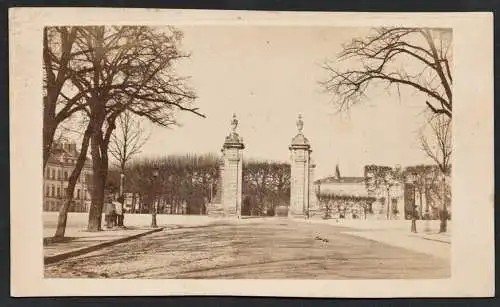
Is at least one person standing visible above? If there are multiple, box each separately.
[114,196,125,227]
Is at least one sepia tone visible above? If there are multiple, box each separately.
[9,9,493,297]
[41,24,451,279]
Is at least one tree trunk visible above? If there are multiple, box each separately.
[87,122,106,232]
[54,126,92,237]
[386,189,390,220]
[419,189,423,219]
[439,175,448,233]
[439,209,448,233]
[87,169,105,231]
[43,116,57,169]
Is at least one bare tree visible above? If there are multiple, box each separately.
[43,27,89,168]
[109,111,150,174]
[320,27,452,118]
[419,114,452,232]
[65,26,203,231]
[420,114,452,175]
[53,125,92,238]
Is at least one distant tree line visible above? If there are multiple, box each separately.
[364,164,451,232]
[106,155,291,216]
[242,160,290,216]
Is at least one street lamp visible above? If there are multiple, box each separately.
[424,172,434,233]
[119,173,125,197]
[406,172,417,233]
[384,172,394,220]
[151,168,159,228]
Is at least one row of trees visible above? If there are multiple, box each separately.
[364,164,451,232]
[104,156,291,217]
[43,26,204,237]
[242,160,290,216]
[107,154,219,215]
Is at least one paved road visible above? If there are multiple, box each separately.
[45,219,450,279]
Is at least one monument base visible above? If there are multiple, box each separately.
[207,203,242,218]
[288,211,307,219]
[207,203,225,217]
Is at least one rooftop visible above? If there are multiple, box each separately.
[315,176,365,185]
[47,143,92,168]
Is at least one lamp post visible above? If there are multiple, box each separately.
[384,172,394,220]
[119,173,125,197]
[406,173,417,233]
[424,172,433,233]
[151,168,159,228]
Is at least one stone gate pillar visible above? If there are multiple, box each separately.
[215,114,244,218]
[289,115,315,218]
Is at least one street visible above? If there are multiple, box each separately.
[45,219,450,279]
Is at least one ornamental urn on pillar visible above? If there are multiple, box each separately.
[289,115,313,219]
[220,114,245,218]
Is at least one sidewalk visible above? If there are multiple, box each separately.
[342,230,450,260]
[44,226,164,264]
[305,218,451,260]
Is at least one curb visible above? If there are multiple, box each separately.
[408,233,451,244]
[421,236,451,244]
[44,227,164,265]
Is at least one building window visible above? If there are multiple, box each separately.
[51,185,55,197]
[64,171,68,180]
[57,187,60,197]
[51,169,55,179]
[45,168,50,179]
[84,189,87,200]
[77,189,80,199]
[45,186,50,196]
[58,170,62,180]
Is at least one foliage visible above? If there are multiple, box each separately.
[316,192,376,204]
[124,153,219,214]
[117,156,291,216]
[363,164,403,193]
[242,159,291,216]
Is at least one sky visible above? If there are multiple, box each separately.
[139,26,437,178]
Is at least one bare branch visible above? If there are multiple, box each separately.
[320,27,452,118]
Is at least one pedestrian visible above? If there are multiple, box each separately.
[104,196,116,229]
[114,196,125,227]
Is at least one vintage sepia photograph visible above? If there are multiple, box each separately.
[41,25,452,279]
[9,8,493,297]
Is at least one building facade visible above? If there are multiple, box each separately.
[314,166,405,220]
[43,142,93,212]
